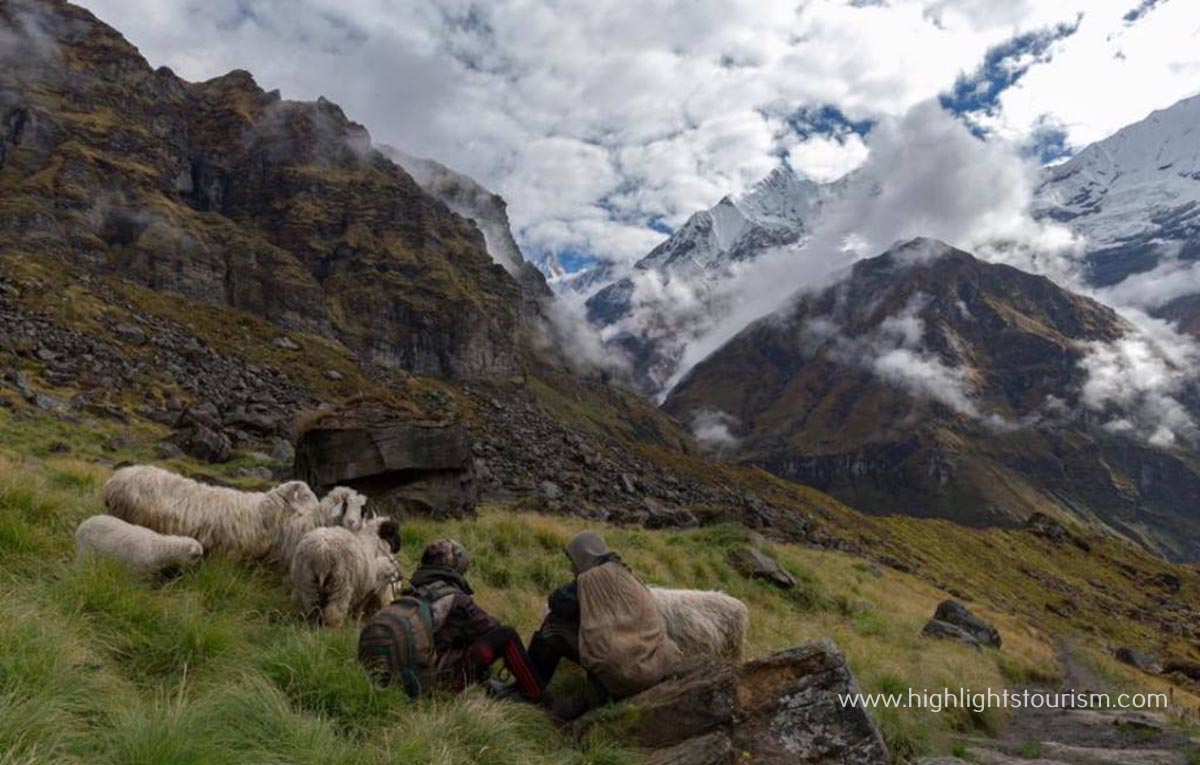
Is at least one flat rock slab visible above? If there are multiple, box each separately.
[577,641,889,765]
[735,640,890,765]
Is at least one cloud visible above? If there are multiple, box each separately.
[689,408,740,454]
[807,293,989,421]
[660,101,1081,393]
[72,0,1125,270]
[1079,329,1198,447]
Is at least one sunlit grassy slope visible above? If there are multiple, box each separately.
[0,404,1195,764]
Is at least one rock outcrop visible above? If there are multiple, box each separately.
[0,0,530,381]
[294,399,478,519]
[923,600,1001,650]
[574,640,889,765]
[727,546,797,590]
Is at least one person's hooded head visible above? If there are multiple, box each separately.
[420,538,470,575]
[565,531,611,575]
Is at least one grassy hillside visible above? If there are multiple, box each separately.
[0,405,1126,765]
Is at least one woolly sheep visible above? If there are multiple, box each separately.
[75,514,204,576]
[272,486,370,565]
[289,516,402,628]
[649,586,748,661]
[102,465,321,560]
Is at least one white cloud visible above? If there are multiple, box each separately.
[1079,330,1198,447]
[981,0,1200,147]
[662,101,1081,391]
[71,0,1142,268]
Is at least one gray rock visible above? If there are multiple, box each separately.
[645,732,733,765]
[728,547,798,590]
[921,619,981,649]
[734,640,890,764]
[273,336,300,351]
[927,600,1001,649]
[171,423,232,464]
[113,323,147,345]
[1115,648,1163,674]
[294,400,477,519]
[269,437,295,465]
[324,369,345,381]
[574,641,888,765]
[539,481,562,501]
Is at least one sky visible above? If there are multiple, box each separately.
[73,0,1200,272]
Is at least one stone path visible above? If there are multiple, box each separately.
[931,645,1199,765]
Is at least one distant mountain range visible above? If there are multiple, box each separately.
[564,92,1200,395]
[664,238,1200,561]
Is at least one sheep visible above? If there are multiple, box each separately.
[271,486,370,566]
[75,514,204,576]
[648,586,748,661]
[289,516,402,628]
[102,465,321,560]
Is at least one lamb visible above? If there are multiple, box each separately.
[75,514,204,576]
[649,586,748,661]
[102,465,321,560]
[289,516,402,628]
[272,486,370,565]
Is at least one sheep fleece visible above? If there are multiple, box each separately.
[273,486,368,565]
[289,526,396,628]
[103,465,319,559]
[75,514,203,574]
[648,586,748,661]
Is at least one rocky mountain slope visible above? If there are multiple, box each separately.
[664,238,1200,561]
[0,0,532,380]
[0,0,834,538]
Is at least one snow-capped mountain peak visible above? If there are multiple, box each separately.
[1035,92,1200,278]
[635,163,837,277]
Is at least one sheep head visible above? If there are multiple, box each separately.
[182,538,204,566]
[318,487,368,530]
[365,516,401,554]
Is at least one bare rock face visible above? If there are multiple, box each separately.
[574,641,888,765]
[294,400,478,519]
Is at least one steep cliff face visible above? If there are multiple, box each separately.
[665,239,1200,560]
[0,0,523,380]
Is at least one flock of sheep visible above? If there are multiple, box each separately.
[78,466,401,626]
[76,465,750,659]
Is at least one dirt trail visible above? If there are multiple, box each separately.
[945,643,1198,765]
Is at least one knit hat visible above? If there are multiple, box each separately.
[420,538,470,574]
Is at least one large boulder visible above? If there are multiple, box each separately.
[574,640,889,765]
[294,400,478,518]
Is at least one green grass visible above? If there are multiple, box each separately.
[0,411,1194,762]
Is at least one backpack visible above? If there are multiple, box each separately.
[358,595,439,698]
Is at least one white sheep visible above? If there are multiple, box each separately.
[649,586,748,661]
[272,486,370,566]
[102,465,321,560]
[288,516,402,628]
[75,514,204,576]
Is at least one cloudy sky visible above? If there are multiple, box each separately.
[75,0,1200,271]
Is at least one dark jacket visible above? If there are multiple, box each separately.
[406,565,498,673]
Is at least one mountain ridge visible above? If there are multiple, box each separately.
[664,238,1200,561]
